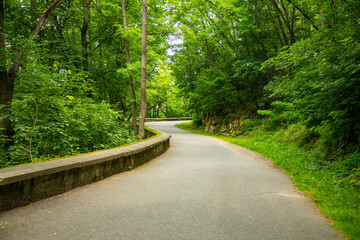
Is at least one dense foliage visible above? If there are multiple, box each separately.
[169,0,360,157]
[0,0,187,168]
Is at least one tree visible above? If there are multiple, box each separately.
[122,0,137,134]
[139,0,148,139]
[169,0,360,154]
[81,0,90,71]
[0,0,63,143]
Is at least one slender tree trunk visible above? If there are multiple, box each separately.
[279,0,295,45]
[139,0,148,139]
[1,0,62,142]
[320,11,326,29]
[122,0,137,134]
[291,6,296,31]
[166,100,168,118]
[81,0,90,71]
[72,21,76,47]
[271,0,291,46]
[275,10,289,47]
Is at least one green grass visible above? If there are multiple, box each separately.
[176,122,360,240]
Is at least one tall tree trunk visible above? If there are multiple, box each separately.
[72,21,76,47]
[122,0,137,134]
[274,10,289,47]
[1,0,62,142]
[0,0,12,141]
[279,0,295,45]
[271,0,291,46]
[81,0,90,71]
[139,0,148,139]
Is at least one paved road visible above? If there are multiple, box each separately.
[0,121,343,240]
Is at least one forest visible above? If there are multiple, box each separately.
[169,0,360,175]
[0,0,188,167]
[0,0,359,238]
[171,0,360,158]
[0,0,359,184]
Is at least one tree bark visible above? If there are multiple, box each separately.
[81,0,90,71]
[122,0,137,134]
[1,0,62,142]
[139,0,148,139]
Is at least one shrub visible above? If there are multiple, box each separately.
[192,118,203,128]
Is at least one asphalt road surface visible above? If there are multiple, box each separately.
[0,121,344,240]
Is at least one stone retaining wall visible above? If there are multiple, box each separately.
[0,128,170,212]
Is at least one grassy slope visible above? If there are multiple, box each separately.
[176,122,360,240]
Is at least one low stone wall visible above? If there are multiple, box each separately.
[0,128,170,212]
[145,117,192,122]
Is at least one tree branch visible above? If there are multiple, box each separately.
[7,0,63,81]
[7,11,33,29]
[88,26,111,44]
[90,0,106,17]
[89,36,111,54]
[284,0,318,30]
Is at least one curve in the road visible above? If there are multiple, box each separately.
[0,121,344,240]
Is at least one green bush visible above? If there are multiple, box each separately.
[263,33,360,154]
[0,69,139,168]
[3,96,138,167]
[192,118,203,128]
